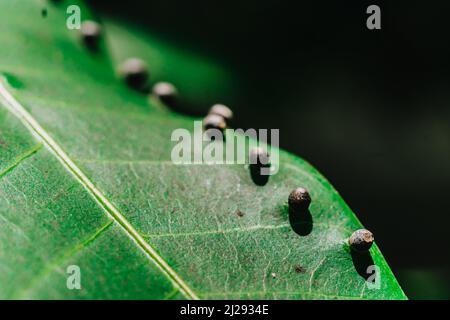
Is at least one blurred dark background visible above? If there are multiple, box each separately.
[91,0,450,299]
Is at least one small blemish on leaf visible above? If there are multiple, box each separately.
[235,209,245,217]
[294,265,306,273]
[41,8,48,18]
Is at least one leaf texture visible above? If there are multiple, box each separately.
[0,0,406,299]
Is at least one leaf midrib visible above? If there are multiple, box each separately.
[0,82,199,300]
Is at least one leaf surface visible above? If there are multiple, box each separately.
[0,0,406,299]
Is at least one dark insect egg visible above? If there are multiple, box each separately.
[203,114,227,132]
[120,58,150,92]
[349,229,374,252]
[153,82,178,106]
[288,187,311,212]
[248,147,271,186]
[80,21,102,50]
[249,147,270,168]
[209,104,233,122]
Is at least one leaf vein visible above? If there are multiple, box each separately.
[0,83,198,300]
[0,143,42,179]
[13,220,114,299]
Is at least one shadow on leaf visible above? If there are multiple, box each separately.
[288,207,313,236]
[351,250,375,281]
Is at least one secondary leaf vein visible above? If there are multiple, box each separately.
[0,143,42,179]
[0,83,198,300]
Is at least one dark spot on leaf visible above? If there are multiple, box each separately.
[235,209,244,217]
[294,265,306,273]
[41,8,47,18]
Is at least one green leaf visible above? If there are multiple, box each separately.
[0,0,406,299]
